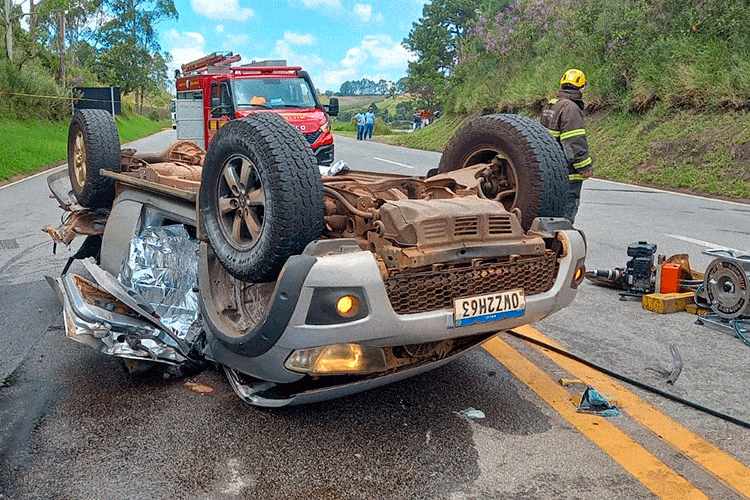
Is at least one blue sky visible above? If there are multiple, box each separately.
[159,0,427,93]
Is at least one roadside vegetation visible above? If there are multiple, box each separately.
[0,0,176,179]
[395,0,750,200]
[0,114,166,183]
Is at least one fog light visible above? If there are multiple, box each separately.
[336,295,358,317]
[284,343,388,375]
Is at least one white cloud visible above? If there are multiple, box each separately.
[191,0,254,21]
[284,32,317,46]
[226,34,250,46]
[353,3,372,22]
[321,35,416,90]
[271,40,325,69]
[216,25,225,34]
[299,0,341,7]
[164,29,206,74]
[341,47,367,70]
[361,35,413,69]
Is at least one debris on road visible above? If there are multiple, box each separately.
[667,344,682,385]
[558,378,584,387]
[185,381,214,394]
[455,408,486,419]
[574,387,619,417]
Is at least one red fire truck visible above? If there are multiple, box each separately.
[174,52,339,165]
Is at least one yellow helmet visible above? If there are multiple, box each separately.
[561,69,586,88]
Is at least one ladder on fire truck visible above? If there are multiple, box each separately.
[180,53,301,77]
[180,52,242,76]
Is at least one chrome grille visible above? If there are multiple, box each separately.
[384,253,558,315]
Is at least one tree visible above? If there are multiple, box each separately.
[404,59,444,111]
[33,0,101,83]
[404,0,509,74]
[98,0,177,51]
[3,0,33,62]
[402,0,509,106]
[96,0,177,110]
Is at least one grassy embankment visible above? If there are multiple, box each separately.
[0,114,167,184]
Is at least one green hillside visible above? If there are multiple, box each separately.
[390,0,750,200]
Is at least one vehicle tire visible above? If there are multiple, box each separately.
[67,109,121,208]
[200,113,325,283]
[438,114,568,230]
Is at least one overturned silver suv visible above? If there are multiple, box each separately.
[45,109,586,406]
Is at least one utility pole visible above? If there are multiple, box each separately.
[5,0,12,62]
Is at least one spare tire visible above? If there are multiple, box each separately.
[438,114,568,230]
[200,113,325,283]
[67,109,121,208]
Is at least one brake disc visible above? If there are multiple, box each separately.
[704,257,750,319]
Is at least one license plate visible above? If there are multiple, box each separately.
[453,289,525,327]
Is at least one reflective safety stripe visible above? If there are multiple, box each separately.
[569,173,586,181]
[573,157,592,169]
[546,128,561,137]
[560,128,586,140]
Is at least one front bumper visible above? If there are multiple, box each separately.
[313,143,334,166]
[204,225,586,404]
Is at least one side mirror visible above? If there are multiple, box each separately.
[326,97,339,117]
[211,97,231,117]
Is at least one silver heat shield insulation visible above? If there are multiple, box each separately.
[120,225,200,340]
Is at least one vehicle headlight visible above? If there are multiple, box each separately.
[284,343,388,375]
[320,121,331,133]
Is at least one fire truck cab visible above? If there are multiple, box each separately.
[174,52,338,165]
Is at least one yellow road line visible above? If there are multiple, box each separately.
[511,325,750,498]
[482,336,708,500]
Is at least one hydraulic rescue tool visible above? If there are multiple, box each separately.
[697,248,750,346]
[586,241,658,298]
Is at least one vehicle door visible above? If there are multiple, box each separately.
[208,79,234,144]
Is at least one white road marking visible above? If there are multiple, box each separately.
[373,157,413,169]
[0,165,65,191]
[591,178,750,208]
[664,233,744,253]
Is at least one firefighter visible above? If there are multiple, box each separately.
[540,68,594,224]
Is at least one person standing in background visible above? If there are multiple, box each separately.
[420,108,430,128]
[355,109,365,140]
[364,107,375,140]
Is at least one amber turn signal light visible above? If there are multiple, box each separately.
[574,267,584,282]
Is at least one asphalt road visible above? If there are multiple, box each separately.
[0,129,749,499]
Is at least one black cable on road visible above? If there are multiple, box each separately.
[505,329,750,430]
